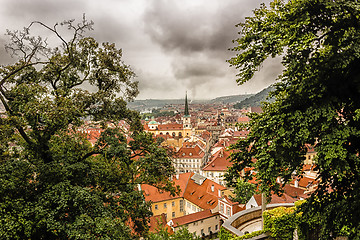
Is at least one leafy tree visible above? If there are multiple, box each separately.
[231,178,256,204]
[0,17,176,239]
[226,0,360,239]
[147,226,200,240]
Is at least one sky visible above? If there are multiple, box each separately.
[0,0,281,100]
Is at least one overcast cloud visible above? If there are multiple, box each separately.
[0,0,281,100]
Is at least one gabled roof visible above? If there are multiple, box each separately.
[290,176,319,189]
[219,196,246,215]
[149,214,173,234]
[142,173,227,211]
[283,184,309,199]
[175,145,204,159]
[141,173,191,203]
[183,173,226,210]
[202,148,232,172]
[253,192,298,206]
[170,210,218,227]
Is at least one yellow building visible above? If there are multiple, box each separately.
[141,174,188,221]
[144,93,193,146]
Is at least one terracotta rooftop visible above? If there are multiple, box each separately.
[183,173,226,210]
[175,145,204,159]
[253,192,297,206]
[149,214,173,234]
[142,173,227,211]
[170,209,218,228]
[141,172,191,203]
[158,123,183,131]
[290,176,318,189]
[202,148,232,172]
[283,184,309,199]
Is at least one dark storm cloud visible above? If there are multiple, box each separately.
[1,0,279,99]
[143,0,264,55]
[3,0,84,23]
[2,0,133,44]
[173,58,225,80]
[142,0,275,98]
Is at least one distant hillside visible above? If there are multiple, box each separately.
[233,86,274,109]
[127,94,253,111]
[208,94,253,104]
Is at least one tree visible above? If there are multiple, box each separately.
[231,178,257,204]
[226,0,360,239]
[147,226,201,240]
[0,17,177,239]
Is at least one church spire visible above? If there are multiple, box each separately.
[184,91,190,116]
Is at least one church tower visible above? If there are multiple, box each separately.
[182,92,192,137]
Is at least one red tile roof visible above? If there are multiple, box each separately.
[158,124,183,130]
[149,214,174,234]
[142,173,226,211]
[175,145,204,159]
[141,173,191,203]
[290,176,319,189]
[183,174,226,210]
[283,184,309,199]
[253,192,297,205]
[171,210,218,227]
[202,148,232,172]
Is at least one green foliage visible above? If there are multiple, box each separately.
[233,86,274,109]
[263,207,297,240]
[0,18,176,239]
[219,227,235,240]
[231,179,257,204]
[235,230,266,240]
[142,110,176,120]
[227,0,360,238]
[147,226,200,240]
[219,227,265,240]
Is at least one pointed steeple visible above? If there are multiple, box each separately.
[184,91,190,117]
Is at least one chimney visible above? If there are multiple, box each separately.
[218,189,221,197]
[294,179,299,188]
[175,174,179,180]
[211,185,214,192]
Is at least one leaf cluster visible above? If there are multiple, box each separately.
[227,0,360,238]
[0,17,176,239]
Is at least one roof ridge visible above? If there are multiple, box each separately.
[182,172,193,198]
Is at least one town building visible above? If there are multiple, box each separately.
[168,210,220,238]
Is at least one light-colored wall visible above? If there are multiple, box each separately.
[245,196,258,210]
[175,215,220,237]
[151,198,185,221]
[184,199,202,215]
[175,158,202,174]
[203,170,226,186]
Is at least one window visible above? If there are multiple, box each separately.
[172,212,175,218]
[215,225,218,231]
[220,203,224,213]
[172,201,175,207]
[208,227,211,233]
[201,229,204,235]
[226,206,231,216]
[187,202,191,208]
[164,203,167,208]
[154,204,158,210]
[180,200,184,212]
